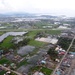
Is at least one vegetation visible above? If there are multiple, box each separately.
[0,36,14,49]
[26,29,61,47]
[16,38,30,47]
[30,66,53,75]
[47,47,58,60]
[0,58,11,64]
[0,32,5,35]
[57,37,72,50]
[45,30,61,35]
[41,67,53,75]
[9,72,17,75]
[70,40,75,52]
[26,30,40,38]
[28,40,46,47]
[26,30,61,38]
[17,59,28,68]
[0,70,6,75]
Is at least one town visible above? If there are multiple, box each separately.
[0,14,75,75]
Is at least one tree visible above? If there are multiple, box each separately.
[17,38,30,47]
[57,37,72,50]
[47,47,58,60]
[9,72,17,75]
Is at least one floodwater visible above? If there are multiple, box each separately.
[0,32,27,42]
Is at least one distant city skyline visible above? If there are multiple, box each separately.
[0,0,75,17]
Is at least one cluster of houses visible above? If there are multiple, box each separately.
[60,30,75,39]
[0,30,75,75]
[55,46,66,55]
[55,52,75,75]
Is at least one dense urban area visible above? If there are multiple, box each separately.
[0,14,75,75]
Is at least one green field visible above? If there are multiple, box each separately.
[26,30,40,38]
[26,30,61,38]
[0,32,5,35]
[17,59,28,68]
[30,66,53,75]
[0,36,14,49]
[26,30,61,47]
[28,40,46,47]
[45,30,61,35]
[0,58,11,64]
[0,70,6,75]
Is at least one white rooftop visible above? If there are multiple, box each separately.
[35,37,58,44]
[33,72,44,75]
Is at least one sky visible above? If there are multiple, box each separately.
[0,0,75,17]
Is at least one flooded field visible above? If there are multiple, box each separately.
[0,32,27,42]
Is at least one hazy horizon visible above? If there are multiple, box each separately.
[0,0,75,17]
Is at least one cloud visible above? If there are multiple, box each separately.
[0,0,75,16]
[0,0,13,13]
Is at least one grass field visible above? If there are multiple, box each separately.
[31,66,53,75]
[0,58,11,64]
[28,40,46,47]
[17,59,28,68]
[26,30,40,38]
[0,32,5,35]
[0,36,14,49]
[0,30,61,49]
[27,30,61,38]
[45,30,61,35]
[0,70,6,75]
[26,30,61,47]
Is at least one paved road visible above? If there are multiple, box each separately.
[51,36,75,75]
[0,64,22,75]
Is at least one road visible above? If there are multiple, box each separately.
[51,36,75,75]
[0,64,22,75]
[0,28,69,32]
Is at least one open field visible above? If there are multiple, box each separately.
[0,70,6,75]
[0,32,5,35]
[27,29,61,37]
[0,29,62,75]
[30,66,53,75]
[28,40,47,47]
[26,31,39,38]
[17,59,28,68]
[45,30,61,35]
[0,36,14,49]
[0,57,11,65]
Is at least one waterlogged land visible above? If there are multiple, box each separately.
[0,15,74,75]
[0,29,63,75]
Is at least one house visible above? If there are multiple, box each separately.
[10,63,17,69]
[35,37,58,44]
[33,71,44,75]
